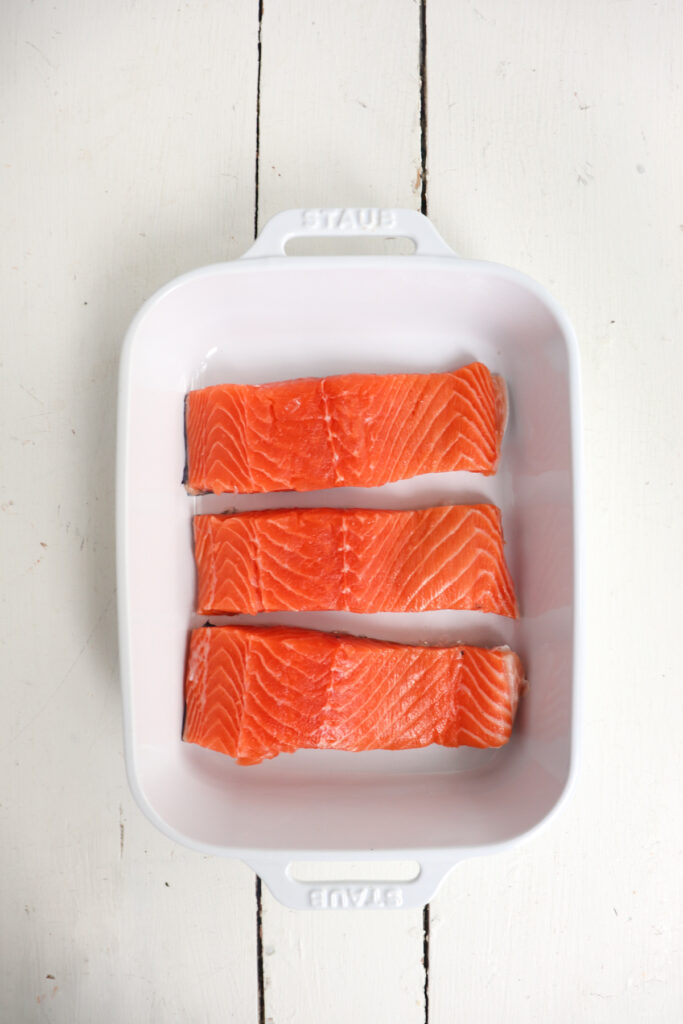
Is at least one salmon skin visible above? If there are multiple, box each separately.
[183,625,526,765]
[185,362,507,494]
[194,505,518,617]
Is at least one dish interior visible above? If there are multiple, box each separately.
[120,259,576,853]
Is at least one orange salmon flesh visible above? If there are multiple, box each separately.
[183,625,526,765]
[194,505,518,617]
[185,362,507,494]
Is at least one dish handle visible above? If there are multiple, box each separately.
[246,855,457,910]
[242,207,456,259]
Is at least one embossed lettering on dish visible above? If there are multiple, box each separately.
[308,885,404,909]
[301,208,397,231]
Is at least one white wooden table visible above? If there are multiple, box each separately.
[2,2,681,1020]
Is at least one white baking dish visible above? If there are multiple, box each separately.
[117,208,582,909]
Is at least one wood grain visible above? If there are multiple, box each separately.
[2,0,683,1020]
[255,2,427,1021]
[256,0,423,237]
[261,894,426,1024]
[0,2,259,1020]
[427,1,683,1019]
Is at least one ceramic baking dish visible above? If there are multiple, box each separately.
[117,208,582,909]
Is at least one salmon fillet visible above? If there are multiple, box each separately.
[185,362,507,494]
[183,625,526,765]
[194,505,518,617]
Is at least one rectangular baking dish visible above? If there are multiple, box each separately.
[117,208,582,909]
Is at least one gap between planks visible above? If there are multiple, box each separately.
[254,5,266,1021]
[420,9,430,1019]
[419,0,428,215]
[256,876,265,1024]
[253,0,264,238]
[423,903,430,1022]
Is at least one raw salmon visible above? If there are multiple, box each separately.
[185,362,507,494]
[194,505,518,617]
[183,625,526,765]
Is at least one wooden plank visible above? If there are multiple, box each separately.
[0,2,259,1020]
[426,0,683,1020]
[256,0,423,231]
[255,2,427,1021]
[260,891,426,1024]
